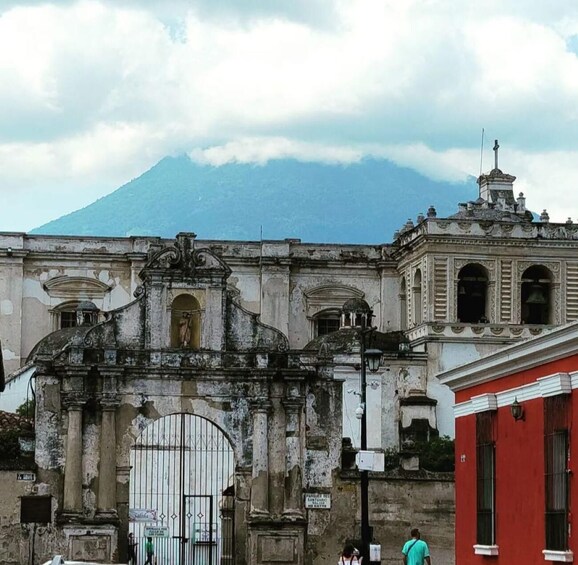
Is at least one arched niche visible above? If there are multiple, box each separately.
[400,277,407,331]
[170,294,201,349]
[412,270,422,325]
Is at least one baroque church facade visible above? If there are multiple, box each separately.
[1,153,578,563]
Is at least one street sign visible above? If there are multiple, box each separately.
[144,526,169,538]
[304,493,331,509]
[17,472,36,481]
[129,508,158,523]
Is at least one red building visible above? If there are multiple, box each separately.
[439,322,578,564]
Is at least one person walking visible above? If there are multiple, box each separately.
[144,536,155,565]
[127,532,138,565]
[338,543,362,564]
[402,528,431,565]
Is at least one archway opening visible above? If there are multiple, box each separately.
[521,265,552,324]
[457,264,488,323]
[129,413,236,565]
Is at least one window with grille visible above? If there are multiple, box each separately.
[476,411,495,545]
[58,305,99,329]
[544,395,569,551]
[313,310,341,337]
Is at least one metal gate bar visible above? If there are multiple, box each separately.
[130,413,235,565]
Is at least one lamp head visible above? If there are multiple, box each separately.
[511,397,524,421]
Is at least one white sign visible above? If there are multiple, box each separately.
[356,450,385,472]
[369,544,381,560]
[16,472,36,481]
[129,508,158,523]
[304,493,331,509]
[144,526,170,538]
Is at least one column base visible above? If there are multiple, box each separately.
[282,509,305,521]
[59,511,83,524]
[249,509,271,520]
[95,509,119,522]
[248,520,306,565]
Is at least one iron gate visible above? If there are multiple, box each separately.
[130,413,236,564]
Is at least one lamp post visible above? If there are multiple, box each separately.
[341,298,382,563]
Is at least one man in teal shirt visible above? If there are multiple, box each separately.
[402,528,431,565]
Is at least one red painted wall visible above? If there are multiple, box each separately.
[455,362,578,563]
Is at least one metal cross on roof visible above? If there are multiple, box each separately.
[493,139,500,170]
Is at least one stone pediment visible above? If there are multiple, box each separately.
[304,284,364,311]
[43,276,111,299]
[140,232,231,282]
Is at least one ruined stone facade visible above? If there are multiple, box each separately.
[0,161,577,562]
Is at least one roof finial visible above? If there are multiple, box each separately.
[493,139,500,170]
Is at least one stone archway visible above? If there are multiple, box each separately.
[129,413,236,565]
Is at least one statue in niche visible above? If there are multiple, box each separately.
[179,312,192,347]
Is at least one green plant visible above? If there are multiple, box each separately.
[0,430,22,460]
[416,436,455,472]
[16,399,35,420]
[383,447,400,470]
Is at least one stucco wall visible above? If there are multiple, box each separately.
[307,473,455,565]
[0,470,36,565]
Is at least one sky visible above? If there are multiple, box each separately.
[2,0,578,232]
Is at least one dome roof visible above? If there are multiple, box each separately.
[26,325,92,363]
[304,328,407,354]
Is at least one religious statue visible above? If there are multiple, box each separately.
[179,313,192,347]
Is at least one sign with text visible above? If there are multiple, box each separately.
[16,472,36,481]
[304,493,331,509]
[144,526,169,538]
[129,508,158,523]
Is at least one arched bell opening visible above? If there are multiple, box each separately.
[521,265,552,324]
[457,264,489,323]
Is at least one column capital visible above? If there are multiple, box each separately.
[250,398,271,413]
[282,398,304,412]
[100,394,121,410]
[62,392,87,410]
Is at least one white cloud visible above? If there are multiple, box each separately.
[2,0,578,230]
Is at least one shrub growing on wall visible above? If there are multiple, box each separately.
[416,436,455,472]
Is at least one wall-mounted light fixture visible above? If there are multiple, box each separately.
[511,397,524,421]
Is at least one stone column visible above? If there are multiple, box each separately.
[282,399,304,520]
[97,394,120,518]
[250,400,270,517]
[62,394,86,517]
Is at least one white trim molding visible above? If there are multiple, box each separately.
[474,544,499,556]
[537,373,572,397]
[471,393,497,413]
[543,549,574,562]
[452,376,578,419]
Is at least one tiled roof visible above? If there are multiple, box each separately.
[0,410,34,433]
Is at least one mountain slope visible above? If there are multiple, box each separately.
[32,156,477,243]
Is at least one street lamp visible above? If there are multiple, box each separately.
[341,299,383,563]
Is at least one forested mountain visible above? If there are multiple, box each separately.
[32,155,476,243]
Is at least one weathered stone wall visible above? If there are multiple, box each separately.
[307,472,455,565]
[0,470,35,565]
